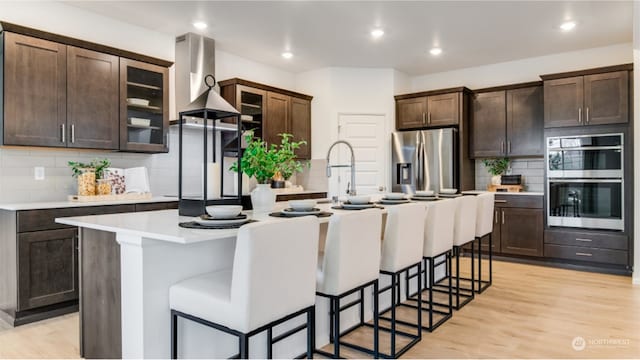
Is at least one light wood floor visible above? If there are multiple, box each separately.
[1,260,639,359]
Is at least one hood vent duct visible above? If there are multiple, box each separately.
[174,32,216,120]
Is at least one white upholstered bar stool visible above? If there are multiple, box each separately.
[377,202,425,358]
[434,195,478,310]
[406,198,457,332]
[169,216,320,359]
[315,209,382,359]
[475,192,495,293]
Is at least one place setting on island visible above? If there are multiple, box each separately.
[269,199,333,218]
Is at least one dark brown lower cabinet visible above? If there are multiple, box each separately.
[17,229,78,311]
[0,201,177,327]
[499,207,543,257]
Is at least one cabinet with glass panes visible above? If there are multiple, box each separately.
[120,58,169,152]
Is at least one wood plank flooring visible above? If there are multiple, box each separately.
[0,260,638,358]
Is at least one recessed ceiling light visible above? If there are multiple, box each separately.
[430,47,443,56]
[560,21,576,31]
[371,28,385,38]
[281,52,293,59]
[193,21,207,30]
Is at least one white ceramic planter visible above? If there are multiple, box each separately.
[251,183,276,212]
[491,175,502,185]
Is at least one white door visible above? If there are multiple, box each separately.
[329,113,388,197]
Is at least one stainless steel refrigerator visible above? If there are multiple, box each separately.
[391,128,457,194]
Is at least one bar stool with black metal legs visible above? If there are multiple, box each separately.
[169,216,320,359]
[405,198,457,332]
[433,195,478,309]
[376,203,425,358]
[315,210,382,359]
[475,192,495,294]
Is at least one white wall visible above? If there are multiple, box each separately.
[633,2,640,286]
[215,50,296,90]
[411,43,633,92]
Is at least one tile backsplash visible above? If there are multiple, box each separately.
[0,127,328,203]
[475,158,544,192]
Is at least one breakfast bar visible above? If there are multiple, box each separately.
[56,203,388,358]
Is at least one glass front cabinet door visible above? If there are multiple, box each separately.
[120,58,169,152]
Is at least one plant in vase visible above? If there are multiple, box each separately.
[68,158,112,196]
[273,133,309,188]
[482,158,510,186]
[230,132,279,212]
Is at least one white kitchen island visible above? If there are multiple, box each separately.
[56,203,381,359]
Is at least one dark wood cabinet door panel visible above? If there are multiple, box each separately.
[506,86,543,156]
[396,97,427,130]
[17,204,136,233]
[544,229,628,250]
[544,244,628,266]
[17,229,78,311]
[290,97,311,159]
[3,32,67,147]
[134,202,178,212]
[427,93,459,127]
[544,76,583,128]
[471,91,506,158]
[584,71,629,125]
[264,91,290,147]
[67,46,119,149]
[494,194,543,209]
[500,208,543,257]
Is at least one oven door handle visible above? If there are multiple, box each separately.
[548,178,622,183]
[556,146,623,151]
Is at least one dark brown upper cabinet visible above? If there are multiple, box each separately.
[219,78,313,159]
[1,23,172,152]
[119,58,169,153]
[542,68,629,128]
[470,84,543,158]
[395,89,461,130]
[2,32,67,147]
[67,46,120,150]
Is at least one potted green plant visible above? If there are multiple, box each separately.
[230,132,279,212]
[272,133,309,188]
[482,158,510,185]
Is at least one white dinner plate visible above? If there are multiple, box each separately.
[341,202,377,210]
[281,208,322,215]
[379,199,411,204]
[194,216,250,226]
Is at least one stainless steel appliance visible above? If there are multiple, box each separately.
[391,128,457,194]
[546,133,624,231]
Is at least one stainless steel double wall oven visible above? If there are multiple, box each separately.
[546,133,624,231]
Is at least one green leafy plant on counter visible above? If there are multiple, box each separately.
[274,133,309,180]
[68,158,112,179]
[229,131,279,184]
[482,158,510,176]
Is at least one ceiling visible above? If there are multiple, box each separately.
[65,1,633,76]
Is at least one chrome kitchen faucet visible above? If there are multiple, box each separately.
[326,140,357,195]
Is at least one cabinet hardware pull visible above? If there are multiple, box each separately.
[575,238,592,242]
[495,200,507,203]
[428,112,431,124]
[586,107,590,124]
[578,108,582,124]
[495,210,498,224]
[501,210,505,224]
[508,141,511,153]
[61,124,65,143]
[71,124,75,143]
[501,141,505,153]
[422,113,426,124]
[575,252,593,257]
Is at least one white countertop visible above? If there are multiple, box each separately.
[56,203,344,244]
[462,190,543,196]
[0,196,179,211]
